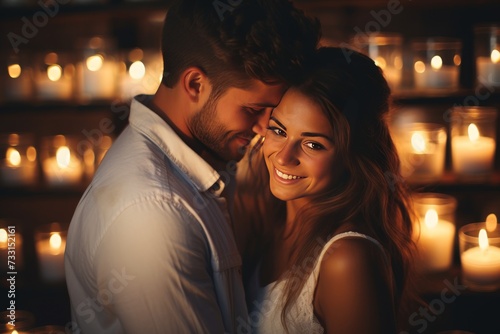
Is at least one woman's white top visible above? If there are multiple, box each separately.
[245,231,386,333]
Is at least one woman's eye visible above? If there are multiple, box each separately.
[305,142,325,150]
[267,126,286,137]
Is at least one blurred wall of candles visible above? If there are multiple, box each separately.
[0,133,38,187]
[41,135,84,188]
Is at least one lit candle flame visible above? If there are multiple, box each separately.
[6,147,21,167]
[411,132,426,153]
[50,232,62,250]
[478,228,489,251]
[467,123,479,142]
[492,49,500,64]
[0,228,7,243]
[56,146,71,168]
[47,64,62,82]
[129,61,146,80]
[8,64,21,79]
[86,54,104,72]
[424,209,438,229]
[430,55,443,70]
[486,213,498,232]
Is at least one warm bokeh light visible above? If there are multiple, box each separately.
[491,49,500,64]
[411,132,426,153]
[129,61,146,80]
[56,146,71,168]
[0,228,7,244]
[453,54,461,66]
[47,64,62,81]
[8,64,21,79]
[374,56,387,70]
[468,123,480,142]
[414,60,426,73]
[6,148,21,167]
[430,55,443,70]
[86,54,104,72]
[50,232,62,250]
[486,213,498,232]
[424,209,439,229]
[27,146,37,162]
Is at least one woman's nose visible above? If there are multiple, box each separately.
[275,141,300,166]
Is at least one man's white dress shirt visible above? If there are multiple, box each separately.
[65,96,248,333]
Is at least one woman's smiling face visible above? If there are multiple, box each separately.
[263,88,340,203]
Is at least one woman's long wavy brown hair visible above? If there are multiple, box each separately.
[235,46,417,331]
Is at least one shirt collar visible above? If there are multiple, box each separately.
[128,96,225,195]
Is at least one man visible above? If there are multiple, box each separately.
[64,0,319,332]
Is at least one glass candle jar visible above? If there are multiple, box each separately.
[474,24,500,89]
[451,106,497,180]
[76,36,118,102]
[412,193,457,272]
[351,32,403,91]
[459,216,500,291]
[0,133,38,187]
[118,48,163,101]
[412,37,462,91]
[41,135,84,187]
[393,123,447,183]
[34,51,75,101]
[1,53,33,102]
[35,222,67,283]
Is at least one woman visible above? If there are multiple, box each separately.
[234,47,417,333]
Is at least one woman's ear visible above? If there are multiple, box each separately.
[181,67,211,103]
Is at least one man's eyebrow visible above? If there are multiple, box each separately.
[247,102,279,108]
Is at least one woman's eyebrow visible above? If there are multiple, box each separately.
[301,132,334,143]
[269,116,286,130]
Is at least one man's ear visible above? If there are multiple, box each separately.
[181,67,210,103]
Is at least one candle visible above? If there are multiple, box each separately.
[414,209,456,272]
[42,145,83,187]
[461,227,500,290]
[77,53,118,100]
[452,123,496,175]
[36,230,66,283]
[4,62,33,101]
[0,134,38,186]
[476,50,500,87]
[35,61,74,100]
[119,48,162,100]
[393,124,446,182]
[414,55,459,89]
